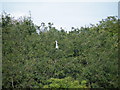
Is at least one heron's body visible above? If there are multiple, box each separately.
[55,40,59,49]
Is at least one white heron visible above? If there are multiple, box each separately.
[55,40,59,49]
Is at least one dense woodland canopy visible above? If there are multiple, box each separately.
[1,12,119,88]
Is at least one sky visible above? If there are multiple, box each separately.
[0,1,119,31]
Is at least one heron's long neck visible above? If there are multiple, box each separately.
[56,42,58,45]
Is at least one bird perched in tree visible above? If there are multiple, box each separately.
[55,40,59,49]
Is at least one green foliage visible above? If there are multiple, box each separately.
[43,77,88,88]
[2,12,118,88]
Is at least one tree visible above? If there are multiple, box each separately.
[2,12,118,88]
[43,77,88,88]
